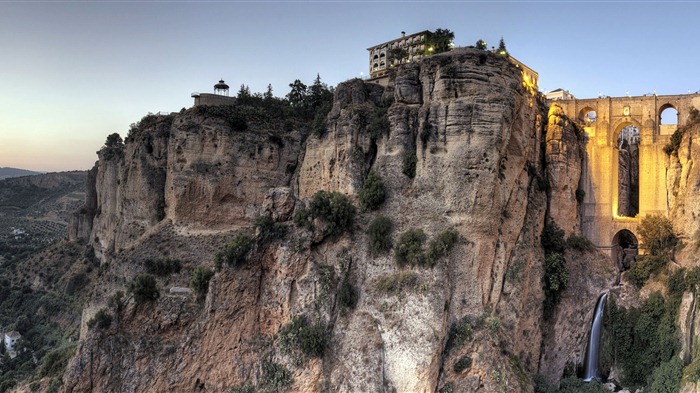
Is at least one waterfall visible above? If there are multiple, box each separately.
[583,292,608,382]
[686,291,697,365]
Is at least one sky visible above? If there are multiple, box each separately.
[2,1,700,172]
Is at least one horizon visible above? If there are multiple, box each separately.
[2,1,700,172]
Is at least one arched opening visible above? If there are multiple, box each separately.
[578,107,597,126]
[660,104,679,125]
[617,125,640,217]
[612,229,638,271]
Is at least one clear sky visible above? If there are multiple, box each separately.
[2,1,699,172]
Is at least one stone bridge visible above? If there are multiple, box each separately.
[554,93,700,259]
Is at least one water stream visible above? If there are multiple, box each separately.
[583,292,608,382]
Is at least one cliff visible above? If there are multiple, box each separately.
[61,48,613,393]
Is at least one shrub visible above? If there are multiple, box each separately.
[638,214,678,255]
[229,383,254,393]
[543,253,568,295]
[337,275,358,310]
[453,355,472,373]
[260,360,291,392]
[374,271,419,295]
[541,221,566,254]
[254,216,287,242]
[358,171,386,210]
[87,308,112,329]
[395,228,426,266]
[566,234,595,251]
[686,266,700,291]
[664,128,684,156]
[190,267,215,301]
[426,229,459,266]
[279,315,328,358]
[215,234,253,269]
[627,253,668,288]
[293,207,313,231]
[402,152,418,178]
[445,315,474,353]
[38,345,76,377]
[143,258,182,276]
[308,191,356,238]
[129,273,159,304]
[311,102,332,137]
[648,357,682,393]
[367,215,392,253]
[368,107,390,140]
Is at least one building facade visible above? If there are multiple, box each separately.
[4,331,21,352]
[367,31,430,79]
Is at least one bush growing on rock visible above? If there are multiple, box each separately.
[308,190,356,238]
[143,258,182,276]
[129,273,160,304]
[215,234,253,269]
[190,267,215,302]
[402,152,417,178]
[337,274,358,310]
[87,308,112,330]
[358,171,386,210]
[278,315,328,358]
[254,215,287,243]
[638,214,678,255]
[395,228,426,266]
[374,271,420,295]
[426,229,459,266]
[367,215,392,253]
[260,360,291,391]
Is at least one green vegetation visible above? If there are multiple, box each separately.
[143,258,182,277]
[475,39,487,50]
[229,383,255,393]
[278,315,328,358]
[395,228,459,267]
[367,215,393,254]
[648,357,682,393]
[402,152,418,178]
[638,214,678,255]
[565,234,595,251]
[445,315,474,352]
[497,37,509,57]
[626,214,678,288]
[374,271,420,295]
[254,216,287,243]
[0,280,79,390]
[395,228,426,266]
[426,229,459,266]
[260,360,292,393]
[337,274,358,310]
[87,308,112,329]
[190,267,215,302]
[128,273,159,305]
[37,345,76,378]
[358,171,386,210]
[607,293,681,387]
[215,234,253,269]
[368,105,390,141]
[101,133,125,160]
[540,221,569,319]
[302,191,356,238]
[534,376,608,393]
[425,28,455,54]
[453,356,472,373]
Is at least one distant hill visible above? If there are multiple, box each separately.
[0,167,45,180]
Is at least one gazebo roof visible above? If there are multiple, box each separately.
[214,79,229,90]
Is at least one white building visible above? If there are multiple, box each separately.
[546,88,575,101]
[4,330,21,352]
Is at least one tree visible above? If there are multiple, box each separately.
[129,273,159,304]
[309,74,333,112]
[388,48,409,64]
[426,28,455,54]
[498,37,509,57]
[286,79,308,108]
[264,83,274,100]
[237,84,251,99]
[105,133,124,149]
[476,39,487,50]
[190,267,215,301]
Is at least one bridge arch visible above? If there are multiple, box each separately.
[578,107,597,125]
[612,229,638,271]
[659,103,679,127]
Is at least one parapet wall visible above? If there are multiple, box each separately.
[192,93,237,107]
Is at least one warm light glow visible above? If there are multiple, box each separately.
[428,47,434,52]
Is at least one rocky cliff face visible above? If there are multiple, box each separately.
[63,48,610,393]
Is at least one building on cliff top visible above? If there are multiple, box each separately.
[367,30,431,79]
[546,88,575,101]
[192,79,237,107]
[367,31,539,93]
